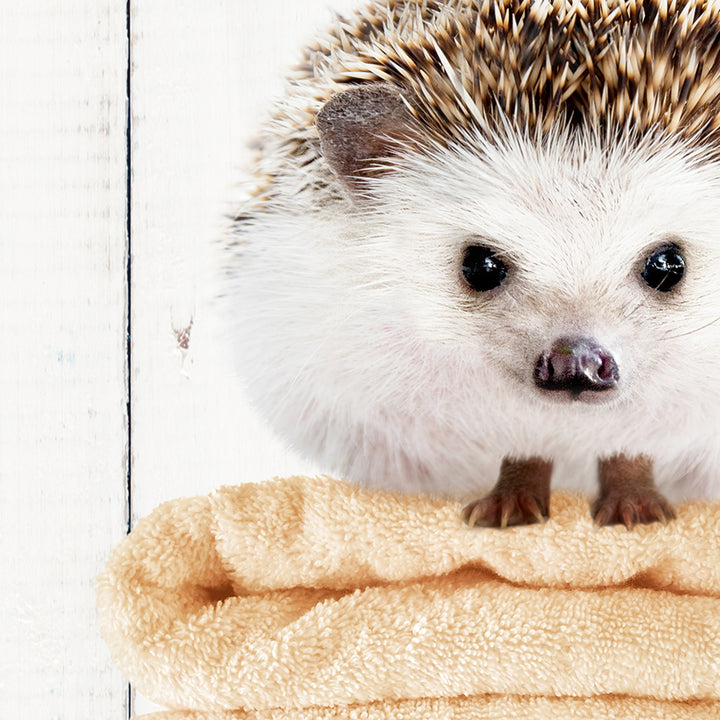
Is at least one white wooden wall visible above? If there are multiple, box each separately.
[0,2,355,717]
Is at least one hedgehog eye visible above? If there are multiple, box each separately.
[462,245,507,292]
[641,244,685,292]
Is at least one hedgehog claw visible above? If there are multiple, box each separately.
[594,454,677,529]
[463,457,552,529]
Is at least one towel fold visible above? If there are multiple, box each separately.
[96,475,720,719]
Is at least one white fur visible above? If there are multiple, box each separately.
[226,127,720,503]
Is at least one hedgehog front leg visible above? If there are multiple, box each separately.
[463,457,552,529]
[592,454,676,528]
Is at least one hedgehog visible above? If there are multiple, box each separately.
[225,0,720,528]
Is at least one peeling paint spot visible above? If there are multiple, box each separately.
[174,319,193,351]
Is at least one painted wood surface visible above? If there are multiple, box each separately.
[2,1,360,718]
[0,3,130,718]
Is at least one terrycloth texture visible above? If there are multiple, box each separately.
[97,476,720,719]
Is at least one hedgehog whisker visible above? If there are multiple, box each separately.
[619,297,647,322]
[664,314,720,340]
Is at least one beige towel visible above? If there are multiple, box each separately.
[96,475,720,719]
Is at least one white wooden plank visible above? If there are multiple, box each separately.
[0,3,129,719]
[129,1,355,714]
[129,0,362,520]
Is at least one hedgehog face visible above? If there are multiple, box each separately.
[346,126,720,415]
[314,84,718,410]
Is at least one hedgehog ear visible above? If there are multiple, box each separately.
[316,83,421,196]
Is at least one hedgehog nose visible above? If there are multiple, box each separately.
[534,337,619,394]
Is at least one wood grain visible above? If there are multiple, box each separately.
[0,2,129,718]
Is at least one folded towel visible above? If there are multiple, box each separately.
[96,475,720,719]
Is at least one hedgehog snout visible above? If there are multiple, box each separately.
[533,337,619,397]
